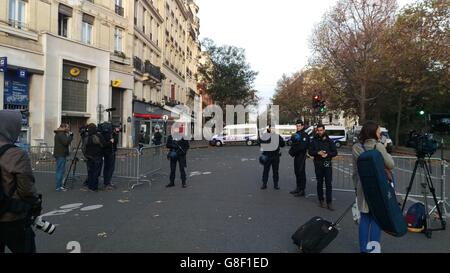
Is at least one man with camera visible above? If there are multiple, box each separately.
[289,120,310,197]
[0,110,41,253]
[82,123,107,192]
[53,123,73,192]
[308,124,338,210]
[166,134,190,188]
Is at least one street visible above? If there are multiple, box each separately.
[33,145,450,253]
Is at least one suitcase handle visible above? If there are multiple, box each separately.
[332,201,356,227]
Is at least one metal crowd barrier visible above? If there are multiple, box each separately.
[323,154,448,207]
[29,145,167,190]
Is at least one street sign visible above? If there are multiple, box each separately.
[0,57,7,72]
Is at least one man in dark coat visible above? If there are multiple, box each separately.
[308,124,338,210]
[166,135,190,188]
[259,125,285,190]
[53,123,73,191]
[289,120,310,197]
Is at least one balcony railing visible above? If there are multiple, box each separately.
[144,61,162,82]
[133,57,143,73]
[115,5,124,16]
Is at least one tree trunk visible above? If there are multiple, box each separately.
[395,96,402,147]
[359,82,366,124]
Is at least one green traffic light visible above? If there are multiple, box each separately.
[419,110,425,116]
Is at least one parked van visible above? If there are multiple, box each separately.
[273,125,297,145]
[210,124,259,147]
[305,125,348,148]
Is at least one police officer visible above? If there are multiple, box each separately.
[289,120,310,197]
[259,125,285,190]
[166,135,190,188]
[309,124,338,210]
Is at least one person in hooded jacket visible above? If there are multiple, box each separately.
[166,135,190,188]
[0,110,40,253]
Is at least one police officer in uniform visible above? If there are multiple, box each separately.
[166,135,190,188]
[259,125,285,190]
[308,124,338,210]
[289,120,310,197]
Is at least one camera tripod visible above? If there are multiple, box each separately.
[401,156,446,238]
[63,137,83,189]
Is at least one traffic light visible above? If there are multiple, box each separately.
[419,110,426,116]
[312,95,321,109]
[319,101,326,113]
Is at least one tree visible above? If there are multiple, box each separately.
[197,38,259,109]
[311,0,398,123]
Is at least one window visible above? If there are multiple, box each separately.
[58,5,72,38]
[114,28,123,53]
[82,14,94,45]
[8,0,26,29]
[115,0,124,16]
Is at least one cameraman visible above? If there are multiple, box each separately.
[0,110,40,253]
[82,123,106,192]
[53,123,73,192]
[166,134,190,188]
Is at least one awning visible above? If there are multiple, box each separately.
[134,113,162,120]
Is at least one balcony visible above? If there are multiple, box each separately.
[144,60,162,82]
[115,5,124,17]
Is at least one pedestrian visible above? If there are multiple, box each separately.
[166,135,190,188]
[53,123,73,192]
[81,123,106,192]
[99,123,118,191]
[0,110,40,253]
[259,125,285,190]
[153,127,163,146]
[352,121,394,253]
[308,124,338,210]
[289,120,310,197]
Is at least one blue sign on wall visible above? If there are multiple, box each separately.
[0,57,6,72]
[4,69,29,106]
[18,68,27,79]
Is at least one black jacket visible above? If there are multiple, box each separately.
[289,129,310,157]
[83,131,107,160]
[166,135,190,157]
[259,132,285,158]
[308,134,338,163]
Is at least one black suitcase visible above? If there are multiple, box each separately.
[292,202,354,253]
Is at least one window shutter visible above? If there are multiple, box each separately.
[58,4,73,17]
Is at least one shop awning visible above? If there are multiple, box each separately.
[134,113,162,120]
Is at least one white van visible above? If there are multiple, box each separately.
[305,125,347,148]
[210,124,259,147]
[273,125,297,145]
[324,125,347,148]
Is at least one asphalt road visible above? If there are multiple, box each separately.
[32,145,450,253]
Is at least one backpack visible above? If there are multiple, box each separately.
[405,202,426,232]
[0,144,18,216]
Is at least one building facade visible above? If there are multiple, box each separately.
[0,0,202,148]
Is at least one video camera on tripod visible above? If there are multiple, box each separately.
[407,131,438,158]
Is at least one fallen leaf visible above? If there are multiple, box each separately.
[97,232,107,238]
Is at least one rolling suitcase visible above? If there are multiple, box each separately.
[357,145,407,237]
[292,202,354,253]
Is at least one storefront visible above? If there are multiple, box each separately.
[133,101,172,147]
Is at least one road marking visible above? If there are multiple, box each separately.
[80,205,103,211]
[67,241,81,253]
[60,203,83,209]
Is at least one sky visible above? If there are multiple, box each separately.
[196,0,418,107]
